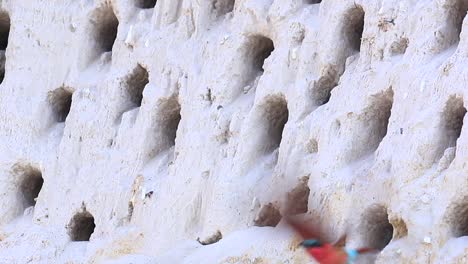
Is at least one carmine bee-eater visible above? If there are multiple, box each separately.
[285,216,375,264]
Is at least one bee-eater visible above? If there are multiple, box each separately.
[285,216,375,264]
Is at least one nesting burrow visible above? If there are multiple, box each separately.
[306,0,322,4]
[0,11,9,50]
[343,5,365,53]
[68,211,96,241]
[125,64,149,108]
[91,4,118,59]
[0,11,10,84]
[286,176,310,215]
[243,35,274,85]
[259,95,289,153]
[48,87,73,123]
[251,36,274,73]
[451,0,468,44]
[151,96,182,157]
[359,205,393,250]
[212,0,235,18]
[16,165,43,208]
[312,6,364,105]
[436,96,466,162]
[312,66,339,106]
[354,88,393,159]
[448,197,468,237]
[136,0,157,9]
[197,230,223,245]
[160,97,181,148]
[366,89,393,151]
[254,203,282,227]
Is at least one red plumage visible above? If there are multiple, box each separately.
[285,216,374,264]
[307,244,349,264]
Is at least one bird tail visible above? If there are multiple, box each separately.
[356,248,375,254]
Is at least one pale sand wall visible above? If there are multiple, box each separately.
[0,0,467,263]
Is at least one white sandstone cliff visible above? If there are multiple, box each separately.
[0,0,467,263]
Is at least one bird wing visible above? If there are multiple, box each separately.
[356,248,375,254]
[284,215,324,241]
[285,215,348,245]
[332,234,347,247]
[321,249,349,264]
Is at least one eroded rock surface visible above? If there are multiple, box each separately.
[0,0,468,263]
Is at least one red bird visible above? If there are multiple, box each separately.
[285,216,374,264]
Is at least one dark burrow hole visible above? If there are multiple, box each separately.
[286,176,310,215]
[453,0,468,43]
[48,87,73,123]
[149,97,182,159]
[312,66,339,106]
[94,5,119,54]
[367,88,393,151]
[68,211,96,241]
[353,88,393,160]
[212,0,235,17]
[254,203,282,227]
[125,64,149,108]
[197,230,223,245]
[0,11,10,50]
[306,0,322,4]
[343,5,365,52]
[438,96,466,160]
[242,35,274,86]
[136,0,157,9]
[251,35,274,72]
[360,205,393,250]
[449,198,468,237]
[18,166,44,207]
[261,95,289,153]
[0,11,10,84]
[159,97,182,149]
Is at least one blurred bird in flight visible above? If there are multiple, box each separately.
[285,216,375,264]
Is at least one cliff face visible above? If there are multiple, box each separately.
[0,0,467,263]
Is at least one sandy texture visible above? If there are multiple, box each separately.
[0,0,467,263]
